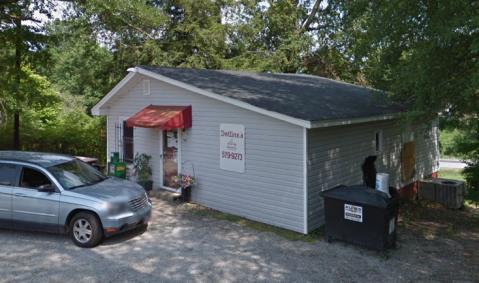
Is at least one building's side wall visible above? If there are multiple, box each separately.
[106,76,306,233]
[307,119,439,232]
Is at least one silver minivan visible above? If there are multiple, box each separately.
[0,151,152,248]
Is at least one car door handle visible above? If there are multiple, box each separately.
[14,193,26,197]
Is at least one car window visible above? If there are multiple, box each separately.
[20,167,52,189]
[48,159,106,190]
[0,163,18,186]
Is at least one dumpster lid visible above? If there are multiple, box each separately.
[361,155,377,188]
[320,185,399,208]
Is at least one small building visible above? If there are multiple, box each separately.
[92,66,439,234]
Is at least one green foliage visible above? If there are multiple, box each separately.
[0,66,106,161]
[0,0,54,103]
[443,120,479,203]
[438,169,465,182]
[344,0,479,196]
[439,128,462,159]
[444,123,479,162]
[41,20,117,113]
[0,111,107,163]
[0,65,61,123]
[74,0,169,69]
[68,0,357,79]
[463,164,479,204]
[346,0,479,123]
[132,153,152,182]
[225,0,349,75]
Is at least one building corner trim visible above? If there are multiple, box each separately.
[303,127,308,234]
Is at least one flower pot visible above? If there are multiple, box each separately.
[181,186,191,202]
[139,180,153,191]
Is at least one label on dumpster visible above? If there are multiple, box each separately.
[344,204,363,222]
[389,217,395,234]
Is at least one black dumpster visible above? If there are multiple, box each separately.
[319,156,400,256]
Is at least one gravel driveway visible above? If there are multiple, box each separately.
[0,198,478,283]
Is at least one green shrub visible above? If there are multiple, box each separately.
[463,163,479,204]
[0,111,107,163]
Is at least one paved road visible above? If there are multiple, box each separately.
[440,158,467,169]
[0,198,477,283]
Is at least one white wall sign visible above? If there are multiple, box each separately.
[344,204,363,222]
[220,123,245,173]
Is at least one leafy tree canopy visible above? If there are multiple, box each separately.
[345,0,479,125]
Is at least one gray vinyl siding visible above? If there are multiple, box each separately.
[106,76,306,233]
[306,119,439,232]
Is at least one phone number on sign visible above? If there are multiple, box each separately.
[221,151,243,160]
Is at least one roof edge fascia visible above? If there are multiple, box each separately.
[91,71,138,116]
[310,114,396,129]
[136,67,312,129]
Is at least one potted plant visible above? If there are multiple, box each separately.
[172,174,196,202]
[132,153,153,191]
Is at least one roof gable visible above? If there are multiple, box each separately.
[92,66,401,128]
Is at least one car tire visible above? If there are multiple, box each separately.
[138,223,148,232]
[70,212,103,248]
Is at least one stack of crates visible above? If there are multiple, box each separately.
[108,152,126,179]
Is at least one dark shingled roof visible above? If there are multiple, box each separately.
[138,66,401,122]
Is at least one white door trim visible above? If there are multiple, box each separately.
[177,127,182,174]
[159,129,181,192]
[159,130,164,189]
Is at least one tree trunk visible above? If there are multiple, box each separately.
[13,5,21,150]
[13,113,20,150]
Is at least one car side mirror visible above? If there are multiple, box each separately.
[38,185,56,193]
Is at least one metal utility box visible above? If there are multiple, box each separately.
[319,155,400,256]
[110,152,120,163]
[419,177,467,209]
[108,162,127,179]
[320,185,400,256]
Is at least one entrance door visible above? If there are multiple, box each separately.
[163,130,179,189]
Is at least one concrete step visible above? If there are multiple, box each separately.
[148,189,181,201]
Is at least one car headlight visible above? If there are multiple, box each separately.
[105,202,130,215]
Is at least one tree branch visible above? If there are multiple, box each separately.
[306,24,333,31]
[123,21,156,40]
[0,0,21,7]
[300,0,322,32]
[8,14,42,23]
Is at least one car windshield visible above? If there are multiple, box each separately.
[48,159,107,190]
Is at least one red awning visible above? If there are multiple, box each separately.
[126,105,192,130]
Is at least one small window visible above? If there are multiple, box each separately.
[0,163,18,186]
[143,80,150,95]
[375,130,383,154]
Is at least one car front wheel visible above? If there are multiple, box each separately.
[70,212,103,248]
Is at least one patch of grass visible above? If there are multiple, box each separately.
[438,169,465,181]
[186,204,324,242]
[439,129,461,159]
[214,214,244,222]
[191,209,210,217]
[399,198,479,240]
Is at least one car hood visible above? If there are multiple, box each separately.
[71,177,145,202]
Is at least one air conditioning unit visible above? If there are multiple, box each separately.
[418,177,467,209]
